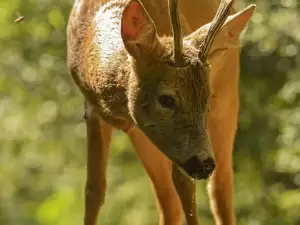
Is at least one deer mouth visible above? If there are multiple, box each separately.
[179,156,215,180]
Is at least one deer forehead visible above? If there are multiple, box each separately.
[153,66,210,109]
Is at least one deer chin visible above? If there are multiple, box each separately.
[175,164,200,181]
[175,163,214,180]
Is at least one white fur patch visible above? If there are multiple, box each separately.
[93,6,124,65]
[74,0,83,14]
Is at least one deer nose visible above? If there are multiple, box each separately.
[182,156,215,180]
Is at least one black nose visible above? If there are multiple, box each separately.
[182,156,215,180]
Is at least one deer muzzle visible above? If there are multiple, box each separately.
[181,156,215,180]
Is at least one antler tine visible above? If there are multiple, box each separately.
[198,0,233,62]
[168,0,184,65]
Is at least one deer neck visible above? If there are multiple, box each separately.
[179,0,235,32]
[74,0,132,127]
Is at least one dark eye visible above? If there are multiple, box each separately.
[158,95,176,108]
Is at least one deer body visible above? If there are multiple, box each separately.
[67,0,255,224]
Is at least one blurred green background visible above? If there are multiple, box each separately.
[1,0,300,224]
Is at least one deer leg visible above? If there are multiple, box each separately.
[127,126,183,225]
[172,164,200,225]
[84,103,113,225]
[207,111,238,225]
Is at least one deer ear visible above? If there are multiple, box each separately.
[185,4,256,62]
[121,0,162,60]
[207,4,256,60]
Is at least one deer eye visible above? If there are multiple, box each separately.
[158,95,176,108]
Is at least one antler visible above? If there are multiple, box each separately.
[198,0,233,62]
[168,0,184,65]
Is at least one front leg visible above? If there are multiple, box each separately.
[128,125,200,225]
[84,102,113,225]
[207,90,239,225]
[172,164,200,225]
[127,126,183,225]
[207,112,237,225]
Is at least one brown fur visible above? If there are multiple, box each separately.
[66,0,256,224]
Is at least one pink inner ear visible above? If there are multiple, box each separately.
[121,1,146,40]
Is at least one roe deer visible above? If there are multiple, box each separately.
[67,0,256,224]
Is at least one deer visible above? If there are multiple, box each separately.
[66,0,256,224]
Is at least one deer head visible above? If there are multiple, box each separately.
[121,0,255,179]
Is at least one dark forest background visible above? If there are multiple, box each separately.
[0,0,299,224]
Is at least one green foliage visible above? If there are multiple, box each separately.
[0,0,299,225]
